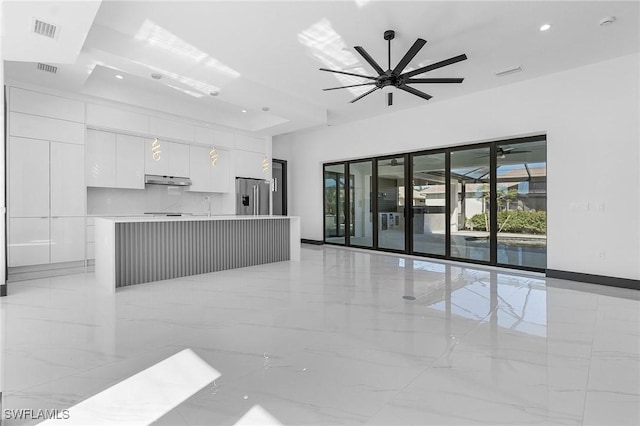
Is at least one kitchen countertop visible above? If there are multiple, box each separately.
[95,215,298,223]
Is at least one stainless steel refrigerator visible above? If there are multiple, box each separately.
[236,177,270,215]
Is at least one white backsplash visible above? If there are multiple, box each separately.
[87,186,234,216]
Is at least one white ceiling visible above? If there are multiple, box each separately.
[3,1,639,136]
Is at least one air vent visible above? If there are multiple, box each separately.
[37,63,58,74]
[495,66,523,77]
[33,19,57,39]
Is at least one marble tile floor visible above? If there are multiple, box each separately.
[0,245,638,425]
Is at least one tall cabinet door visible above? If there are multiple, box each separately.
[51,142,85,216]
[9,137,49,217]
[50,217,85,263]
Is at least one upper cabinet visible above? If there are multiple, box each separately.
[235,150,268,180]
[168,142,190,177]
[10,87,84,123]
[116,134,145,189]
[87,130,117,188]
[86,104,149,135]
[144,139,190,177]
[144,137,168,176]
[188,146,230,193]
[10,112,84,145]
[87,130,144,189]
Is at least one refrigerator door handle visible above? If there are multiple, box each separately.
[254,185,258,215]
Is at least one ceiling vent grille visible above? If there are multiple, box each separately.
[33,19,57,39]
[37,63,58,74]
[494,66,523,77]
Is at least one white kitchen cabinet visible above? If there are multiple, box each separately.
[235,149,267,180]
[210,148,230,193]
[10,112,84,144]
[51,142,85,216]
[9,137,49,217]
[188,146,230,193]
[145,139,190,177]
[86,129,116,187]
[10,87,85,123]
[145,137,169,175]
[168,142,190,177]
[8,218,50,267]
[50,217,85,263]
[188,145,211,192]
[116,134,145,189]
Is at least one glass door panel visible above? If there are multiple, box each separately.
[411,152,446,256]
[496,140,547,269]
[450,147,491,262]
[324,163,346,244]
[377,157,406,251]
[349,161,373,247]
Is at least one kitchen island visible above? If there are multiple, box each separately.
[95,215,300,291]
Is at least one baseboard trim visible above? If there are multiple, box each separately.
[8,261,88,283]
[546,269,640,290]
[301,239,324,245]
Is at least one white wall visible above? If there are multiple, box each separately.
[274,53,640,281]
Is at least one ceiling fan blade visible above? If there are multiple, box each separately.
[323,83,376,91]
[354,46,385,75]
[405,78,464,84]
[400,54,468,78]
[398,85,432,100]
[319,68,377,80]
[349,87,379,103]
[387,92,393,106]
[392,38,427,75]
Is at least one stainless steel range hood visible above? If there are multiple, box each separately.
[144,175,192,186]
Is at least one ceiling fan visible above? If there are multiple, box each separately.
[477,147,532,159]
[320,30,467,106]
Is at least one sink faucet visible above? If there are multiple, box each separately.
[204,196,211,217]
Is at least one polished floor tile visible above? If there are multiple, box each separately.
[1,245,638,425]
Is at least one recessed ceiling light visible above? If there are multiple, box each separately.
[115,74,124,79]
[539,24,551,31]
[241,109,247,113]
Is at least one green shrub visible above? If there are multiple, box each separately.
[469,211,546,234]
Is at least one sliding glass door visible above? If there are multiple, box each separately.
[349,161,373,248]
[322,136,546,272]
[411,152,446,256]
[324,163,346,245]
[449,146,492,262]
[495,140,547,269]
[377,156,406,251]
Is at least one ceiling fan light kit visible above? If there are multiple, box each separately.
[320,29,467,106]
